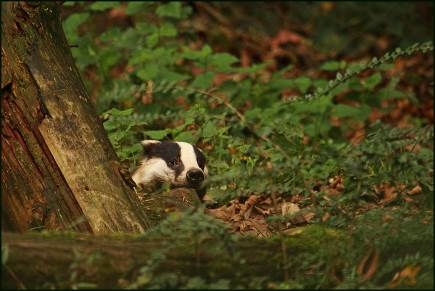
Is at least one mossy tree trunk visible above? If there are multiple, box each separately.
[1,1,150,233]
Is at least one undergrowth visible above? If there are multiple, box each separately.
[62,1,433,289]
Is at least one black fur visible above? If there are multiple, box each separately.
[143,142,184,177]
[193,146,206,170]
[196,187,207,200]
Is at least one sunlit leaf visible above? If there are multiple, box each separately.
[89,2,120,11]
[156,2,182,18]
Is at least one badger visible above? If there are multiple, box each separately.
[132,140,208,199]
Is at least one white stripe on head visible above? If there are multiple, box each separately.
[177,142,200,175]
[141,140,161,146]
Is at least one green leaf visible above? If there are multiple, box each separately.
[182,45,212,60]
[159,23,177,37]
[319,61,346,71]
[210,53,239,71]
[378,63,394,71]
[378,88,405,100]
[136,64,159,80]
[156,2,182,18]
[191,72,214,89]
[129,49,152,65]
[99,27,122,42]
[232,63,267,74]
[146,33,159,48]
[107,108,134,117]
[201,121,217,138]
[363,73,382,90]
[63,12,90,35]
[175,131,196,143]
[333,104,371,121]
[293,77,312,93]
[125,2,148,15]
[345,78,363,91]
[144,129,169,140]
[108,130,128,146]
[99,49,121,73]
[118,143,143,161]
[89,2,120,11]
[63,1,76,7]
[158,69,190,82]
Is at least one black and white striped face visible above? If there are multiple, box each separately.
[132,140,208,191]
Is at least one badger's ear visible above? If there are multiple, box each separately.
[141,140,160,156]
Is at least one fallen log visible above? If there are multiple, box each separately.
[1,225,347,289]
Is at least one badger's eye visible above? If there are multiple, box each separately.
[168,158,180,167]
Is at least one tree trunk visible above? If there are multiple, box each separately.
[1,1,150,233]
[1,228,346,289]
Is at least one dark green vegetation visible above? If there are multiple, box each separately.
[29,1,431,289]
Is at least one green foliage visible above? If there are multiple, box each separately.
[303,41,433,102]
[128,210,236,289]
[102,108,146,162]
[62,2,433,289]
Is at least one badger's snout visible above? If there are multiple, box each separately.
[186,169,204,187]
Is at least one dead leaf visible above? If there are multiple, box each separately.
[326,188,342,197]
[281,202,300,216]
[407,185,422,195]
[254,205,271,216]
[405,143,421,153]
[302,211,315,223]
[175,96,189,109]
[206,201,239,222]
[206,208,230,221]
[389,265,421,288]
[357,249,379,281]
[271,30,304,49]
[376,183,398,204]
[142,80,153,104]
[240,195,260,219]
[322,212,331,222]
[403,197,414,203]
[259,197,272,205]
[240,48,251,67]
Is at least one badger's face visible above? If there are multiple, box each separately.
[132,140,208,191]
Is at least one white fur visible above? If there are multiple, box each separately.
[141,140,160,146]
[175,142,199,184]
[132,158,174,188]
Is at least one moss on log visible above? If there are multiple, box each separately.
[1,225,348,289]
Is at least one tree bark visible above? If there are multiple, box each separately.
[1,1,150,233]
[1,229,346,289]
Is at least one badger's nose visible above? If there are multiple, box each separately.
[186,169,204,185]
